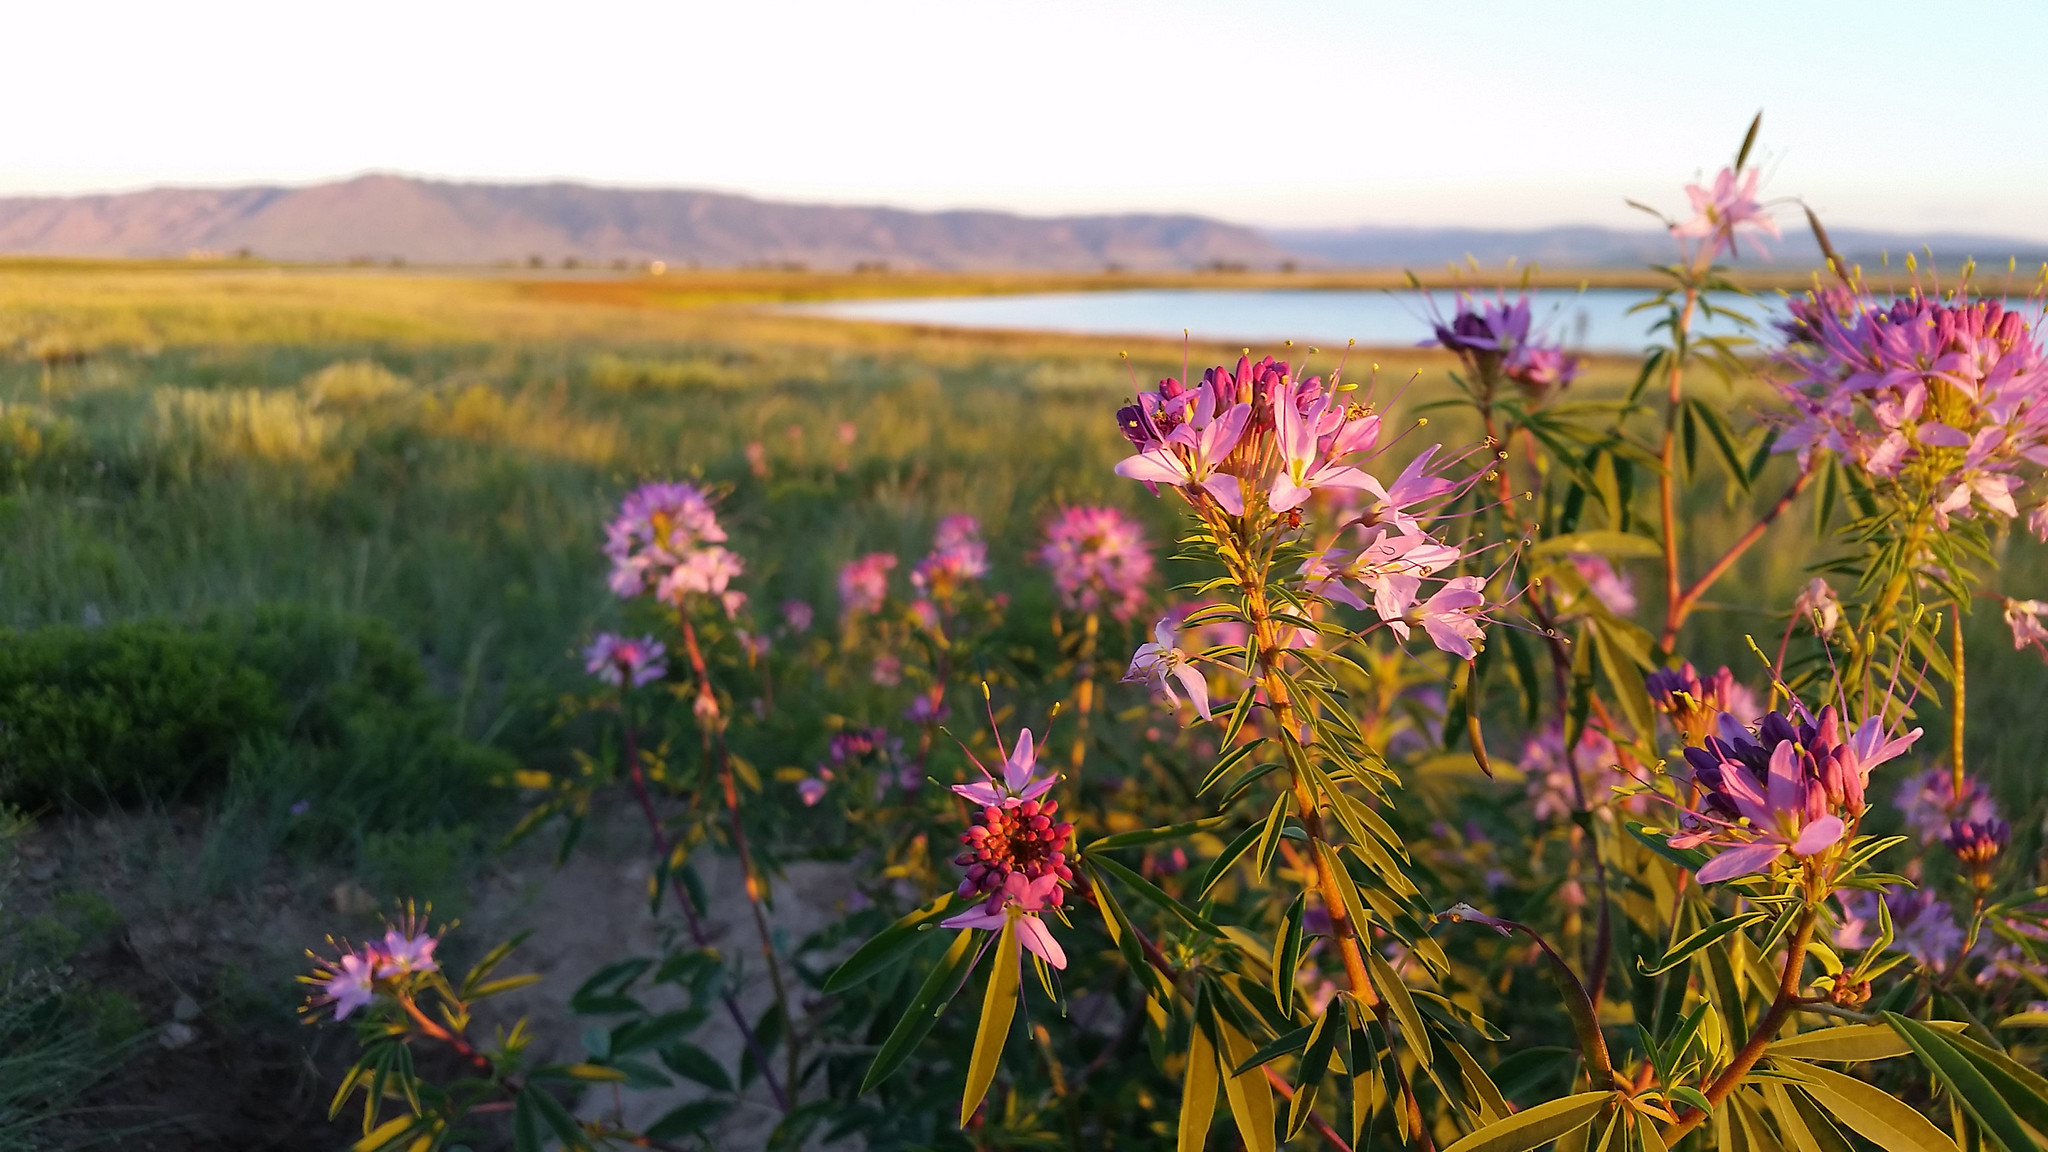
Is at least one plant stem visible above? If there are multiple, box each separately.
[1663,906,1816,1143]
[1659,286,1701,642]
[1950,604,1967,799]
[620,713,791,1112]
[1661,464,1816,649]
[678,614,800,1103]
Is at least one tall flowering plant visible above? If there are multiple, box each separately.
[826,119,2048,1152]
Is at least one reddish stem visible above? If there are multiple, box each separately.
[1661,465,1816,649]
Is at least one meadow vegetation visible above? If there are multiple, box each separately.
[0,256,2041,1149]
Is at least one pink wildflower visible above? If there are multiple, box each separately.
[317,949,378,1020]
[1378,574,1491,659]
[797,774,829,807]
[1671,166,1778,260]
[583,633,667,688]
[781,599,814,633]
[603,482,735,600]
[942,872,1068,969]
[951,726,1056,808]
[1794,577,1843,637]
[1568,554,1637,616]
[377,930,439,977]
[1123,619,1213,720]
[2004,597,2048,658]
[1893,766,1999,843]
[838,553,897,616]
[1038,506,1154,622]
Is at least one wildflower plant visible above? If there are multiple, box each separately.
[297,117,2048,1152]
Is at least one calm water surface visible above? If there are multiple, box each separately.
[793,288,1790,355]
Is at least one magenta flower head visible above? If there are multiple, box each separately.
[1566,554,1637,617]
[377,928,439,978]
[1039,505,1154,622]
[837,553,897,616]
[306,946,380,1021]
[951,724,1056,808]
[583,633,667,688]
[2005,598,2048,659]
[1943,817,2010,891]
[910,515,988,603]
[1429,294,1580,401]
[604,481,740,601]
[1670,706,1920,883]
[941,871,1069,969]
[1894,766,2000,843]
[1374,573,1492,660]
[781,599,815,634]
[1671,165,1778,260]
[1123,618,1213,720]
[1773,288,2048,523]
[1645,662,1758,746]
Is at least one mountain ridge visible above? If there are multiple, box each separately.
[1,174,2042,272]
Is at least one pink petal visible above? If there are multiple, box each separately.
[1695,841,1785,883]
[1789,814,1845,857]
[942,906,1006,931]
[1201,473,1245,515]
[1115,450,1189,485]
[1016,914,1067,970]
[951,781,1003,806]
[1269,474,1312,513]
[1172,663,1213,720]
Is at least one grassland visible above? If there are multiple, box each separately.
[0,261,2042,1146]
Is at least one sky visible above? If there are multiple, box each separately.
[6,0,2047,238]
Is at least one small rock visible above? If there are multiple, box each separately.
[173,995,201,1022]
[158,1022,196,1050]
[25,859,59,883]
[329,881,380,916]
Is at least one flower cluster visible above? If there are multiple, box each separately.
[838,552,897,616]
[603,482,744,606]
[1894,766,2000,843]
[1776,288,2048,530]
[1430,295,1582,400]
[304,924,441,1020]
[1670,707,1920,883]
[1646,661,1761,746]
[1303,512,1488,658]
[910,515,989,606]
[1521,723,1624,824]
[1943,817,2010,891]
[941,725,1071,968]
[2005,597,2048,658]
[583,632,667,688]
[1670,165,1778,260]
[1039,505,1153,622]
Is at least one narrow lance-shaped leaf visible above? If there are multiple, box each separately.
[825,893,956,993]
[1438,1092,1617,1152]
[1884,1013,2038,1152]
[959,917,1021,1127]
[860,929,979,1094]
[1180,996,1221,1152]
[1272,893,1305,1016]
[1778,1058,1961,1152]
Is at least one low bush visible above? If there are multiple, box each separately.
[0,606,512,823]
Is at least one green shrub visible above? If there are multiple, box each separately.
[0,622,278,809]
[0,607,513,824]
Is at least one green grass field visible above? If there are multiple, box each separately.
[1,262,2042,1146]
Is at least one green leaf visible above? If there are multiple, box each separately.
[1885,1013,2038,1152]
[1215,1018,1278,1152]
[1272,893,1306,1016]
[1288,1004,1343,1139]
[645,1098,735,1140]
[610,1009,709,1056]
[1947,1030,2048,1136]
[1181,995,1222,1152]
[1199,821,1265,900]
[660,1041,734,1092]
[1591,620,1655,742]
[1768,1023,1932,1062]
[460,930,534,997]
[823,893,956,993]
[525,1086,590,1149]
[1090,853,1223,937]
[1777,1057,1961,1152]
[1437,1091,1616,1152]
[531,1061,629,1083]
[1365,948,1430,1069]
[1255,791,1291,880]
[1228,1023,1315,1077]
[860,928,978,1094]
[1198,739,1268,795]
[512,1091,544,1152]
[1640,912,1769,976]
[1088,815,1229,853]
[1533,530,1662,560]
[1087,864,1167,1000]
[349,1117,421,1152]
[960,918,1021,1126]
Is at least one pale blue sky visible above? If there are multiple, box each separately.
[6,0,2045,237]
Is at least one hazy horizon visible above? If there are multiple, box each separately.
[8,1,2048,240]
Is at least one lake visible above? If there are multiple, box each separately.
[791,287,1791,356]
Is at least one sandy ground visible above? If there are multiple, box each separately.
[7,804,864,1150]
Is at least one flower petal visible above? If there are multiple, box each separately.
[1789,814,1845,857]
[1172,663,1213,720]
[1695,841,1785,883]
[1015,914,1067,970]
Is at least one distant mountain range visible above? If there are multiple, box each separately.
[0,174,2040,272]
